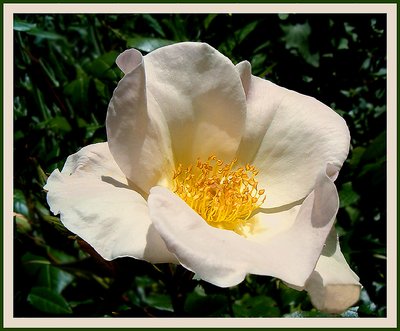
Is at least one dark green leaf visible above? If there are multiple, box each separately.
[279,282,308,309]
[358,158,385,183]
[36,164,48,188]
[281,21,319,67]
[203,14,218,30]
[22,253,51,277]
[339,182,360,208]
[47,116,72,132]
[27,287,72,315]
[84,51,119,80]
[233,294,280,317]
[372,67,386,77]
[14,189,29,217]
[143,294,173,312]
[360,132,386,164]
[358,289,377,315]
[126,37,175,53]
[14,213,32,234]
[278,14,289,20]
[14,130,24,141]
[93,78,108,99]
[143,14,166,37]
[41,215,71,235]
[344,22,358,42]
[38,265,74,293]
[22,252,74,293]
[46,247,77,264]
[338,38,349,50]
[184,286,228,316]
[27,28,65,41]
[39,58,60,87]
[345,206,361,224]
[235,20,259,44]
[349,146,366,169]
[14,20,37,31]
[341,306,359,317]
[250,53,267,75]
[64,77,90,108]
[33,87,51,120]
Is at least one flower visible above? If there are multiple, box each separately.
[44,42,361,314]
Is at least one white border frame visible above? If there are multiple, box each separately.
[4,3,397,328]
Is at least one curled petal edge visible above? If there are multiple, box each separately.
[44,144,176,264]
[304,228,361,314]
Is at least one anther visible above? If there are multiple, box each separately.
[172,155,266,236]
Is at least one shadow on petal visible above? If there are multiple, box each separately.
[101,175,131,189]
[144,224,179,264]
[257,197,305,215]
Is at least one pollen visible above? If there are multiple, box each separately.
[172,155,266,236]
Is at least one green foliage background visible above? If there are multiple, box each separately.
[14,14,386,317]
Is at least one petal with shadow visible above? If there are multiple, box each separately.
[44,143,176,263]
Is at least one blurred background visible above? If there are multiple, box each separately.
[13,13,387,317]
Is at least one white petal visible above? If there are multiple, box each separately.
[61,142,127,185]
[106,48,174,193]
[304,228,361,314]
[149,185,264,287]
[236,60,252,97]
[44,144,176,263]
[144,42,247,165]
[236,62,350,207]
[147,164,338,287]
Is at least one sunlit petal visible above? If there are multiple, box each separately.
[236,62,350,207]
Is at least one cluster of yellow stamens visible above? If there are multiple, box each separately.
[172,155,266,235]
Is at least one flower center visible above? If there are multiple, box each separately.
[172,155,266,235]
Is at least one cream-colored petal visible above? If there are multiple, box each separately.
[304,228,361,314]
[148,164,338,288]
[144,42,247,165]
[248,204,301,243]
[44,144,176,263]
[236,62,350,208]
[148,185,268,287]
[106,48,174,193]
[61,142,127,185]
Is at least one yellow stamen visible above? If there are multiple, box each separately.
[172,156,266,236]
